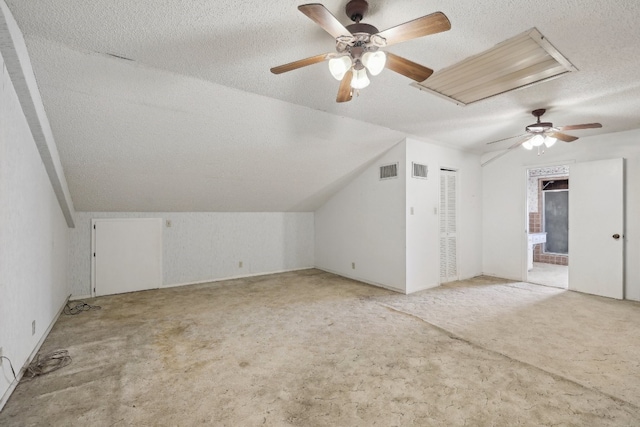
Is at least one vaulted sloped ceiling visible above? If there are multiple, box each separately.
[6,0,640,211]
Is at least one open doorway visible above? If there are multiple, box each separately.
[526,166,569,288]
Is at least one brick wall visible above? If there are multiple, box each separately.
[533,244,568,265]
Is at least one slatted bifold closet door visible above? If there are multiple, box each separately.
[440,169,458,283]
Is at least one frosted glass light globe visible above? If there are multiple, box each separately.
[351,68,370,89]
[328,56,352,80]
[530,134,545,147]
[362,51,386,76]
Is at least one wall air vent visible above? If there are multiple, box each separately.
[379,163,398,180]
[412,28,576,106]
[412,162,428,179]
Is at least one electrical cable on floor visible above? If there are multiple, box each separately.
[64,301,101,315]
[23,350,71,380]
[0,356,17,380]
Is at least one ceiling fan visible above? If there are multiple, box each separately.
[487,109,602,152]
[270,0,451,102]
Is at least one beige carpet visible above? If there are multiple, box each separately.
[1,270,639,426]
[527,262,568,288]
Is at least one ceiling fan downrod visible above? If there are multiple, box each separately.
[526,109,553,133]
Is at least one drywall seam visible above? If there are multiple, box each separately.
[0,295,70,412]
[0,1,75,227]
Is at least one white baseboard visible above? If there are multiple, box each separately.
[163,267,315,289]
[407,282,440,294]
[458,273,482,281]
[481,272,523,282]
[69,294,92,301]
[314,267,405,294]
[0,294,70,412]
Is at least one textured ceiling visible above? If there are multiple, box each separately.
[5,0,640,211]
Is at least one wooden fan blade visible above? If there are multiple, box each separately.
[486,133,528,145]
[385,52,433,82]
[298,4,352,39]
[558,123,602,131]
[376,12,451,47]
[550,132,579,143]
[270,53,331,74]
[508,136,531,150]
[336,70,353,103]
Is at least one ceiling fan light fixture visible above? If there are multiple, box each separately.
[522,139,534,150]
[328,56,353,80]
[362,51,386,76]
[530,134,545,147]
[351,67,370,89]
[544,136,557,147]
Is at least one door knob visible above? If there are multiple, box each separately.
[612,233,620,240]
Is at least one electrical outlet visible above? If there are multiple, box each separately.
[410,207,414,215]
[166,219,172,228]
[239,261,243,268]
[32,320,36,336]
[351,262,356,270]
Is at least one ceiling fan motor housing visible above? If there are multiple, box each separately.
[346,23,379,35]
[526,122,553,133]
[335,30,383,62]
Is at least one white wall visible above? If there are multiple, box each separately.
[0,50,70,404]
[69,212,314,296]
[315,142,407,292]
[482,128,640,300]
[405,138,483,293]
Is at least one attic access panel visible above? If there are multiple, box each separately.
[412,28,577,105]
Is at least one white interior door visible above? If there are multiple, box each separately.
[569,158,624,299]
[440,169,458,283]
[93,218,163,296]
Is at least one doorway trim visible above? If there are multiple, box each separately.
[522,160,575,283]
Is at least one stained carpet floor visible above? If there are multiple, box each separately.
[1,270,639,426]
